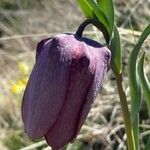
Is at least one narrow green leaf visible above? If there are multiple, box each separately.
[128,24,150,123]
[128,24,150,150]
[77,0,96,19]
[138,52,150,115]
[85,0,110,35]
[109,25,122,75]
[137,52,150,150]
[132,115,139,150]
[138,52,150,150]
[97,0,114,34]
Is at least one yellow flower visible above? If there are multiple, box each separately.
[11,80,26,94]
[18,62,29,75]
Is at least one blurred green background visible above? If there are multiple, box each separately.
[0,0,150,149]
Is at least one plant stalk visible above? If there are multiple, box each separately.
[75,19,110,44]
[115,73,135,150]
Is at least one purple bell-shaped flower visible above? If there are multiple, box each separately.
[22,33,111,149]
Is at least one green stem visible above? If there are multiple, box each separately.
[132,115,139,150]
[75,19,110,44]
[115,73,135,150]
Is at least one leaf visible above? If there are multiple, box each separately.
[128,24,150,150]
[133,116,139,150]
[97,0,114,34]
[109,25,122,75]
[76,0,96,19]
[85,0,110,35]
[128,24,150,123]
[137,52,150,150]
[76,0,110,43]
[138,52,150,116]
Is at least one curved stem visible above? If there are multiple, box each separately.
[75,19,110,44]
[75,19,91,37]
[115,73,135,150]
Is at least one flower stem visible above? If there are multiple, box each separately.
[115,73,135,150]
[75,19,110,44]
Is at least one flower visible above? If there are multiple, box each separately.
[21,33,111,149]
[11,80,26,94]
[18,62,29,75]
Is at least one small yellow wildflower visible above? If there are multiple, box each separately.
[11,80,26,94]
[18,62,29,75]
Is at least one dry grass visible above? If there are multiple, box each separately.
[0,0,150,149]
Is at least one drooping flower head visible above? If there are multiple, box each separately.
[22,33,111,149]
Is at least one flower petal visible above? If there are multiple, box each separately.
[22,37,72,138]
[74,46,111,139]
[36,38,52,60]
[45,37,111,149]
[45,51,94,149]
